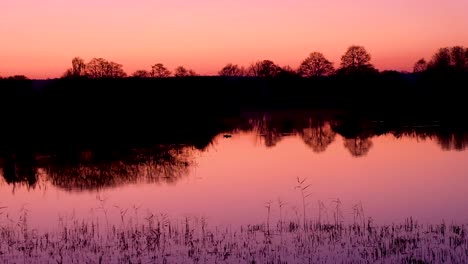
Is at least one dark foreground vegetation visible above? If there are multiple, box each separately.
[0,211,467,263]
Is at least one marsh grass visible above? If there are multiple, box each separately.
[0,205,467,263]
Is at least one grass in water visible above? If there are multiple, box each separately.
[0,204,467,263]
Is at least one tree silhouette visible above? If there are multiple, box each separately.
[276,65,299,78]
[174,66,188,77]
[427,46,468,73]
[174,66,196,77]
[298,52,334,77]
[343,137,373,157]
[301,122,336,153]
[132,70,151,78]
[218,63,245,76]
[413,58,427,73]
[63,57,87,78]
[188,69,198,76]
[247,60,281,77]
[338,45,376,74]
[341,46,372,68]
[428,47,451,70]
[151,63,171,77]
[6,75,29,80]
[85,58,127,78]
[450,46,467,71]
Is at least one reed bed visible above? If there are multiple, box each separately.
[0,207,467,264]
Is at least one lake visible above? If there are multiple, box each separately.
[1,110,468,232]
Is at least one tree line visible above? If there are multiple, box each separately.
[1,45,467,80]
[60,45,468,79]
[59,45,380,79]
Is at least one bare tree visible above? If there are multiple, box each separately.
[427,46,468,72]
[428,47,451,69]
[450,46,467,71]
[85,58,127,78]
[341,46,372,68]
[174,66,191,77]
[218,63,245,76]
[187,69,198,76]
[298,52,334,77]
[413,58,427,73]
[132,70,150,78]
[63,57,87,78]
[247,60,281,77]
[151,63,171,78]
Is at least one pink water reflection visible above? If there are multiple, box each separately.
[1,132,468,231]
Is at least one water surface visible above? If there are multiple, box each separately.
[1,118,467,231]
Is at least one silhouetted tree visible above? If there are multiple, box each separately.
[413,58,427,73]
[72,57,86,76]
[174,66,187,77]
[218,63,245,76]
[7,75,29,80]
[174,66,188,77]
[63,57,87,78]
[301,122,336,153]
[188,69,198,76]
[341,46,372,68]
[85,58,127,78]
[276,65,299,78]
[247,60,281,77]
[450,46,468,71]
[343,137,373,157]
[132,70,151,78]
[428,47,451,70]
[338,45,376,74]
[298,52,334,77]
[427,46,468,73]
[151,63,171,77]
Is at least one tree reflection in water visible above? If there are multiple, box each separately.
[343,137,373,157]
[300,121,336,153]
[0,145,195,191]
[1,110,468,191]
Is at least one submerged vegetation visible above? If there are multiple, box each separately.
[0,203,467,263]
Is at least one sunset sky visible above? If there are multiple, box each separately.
[1,0,467,79]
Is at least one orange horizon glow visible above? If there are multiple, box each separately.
[1,0,468,79]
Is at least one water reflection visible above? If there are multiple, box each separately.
[1,146,195,191]
[1,110,468,191]
[300,121,336,153]
[343,137,373,157]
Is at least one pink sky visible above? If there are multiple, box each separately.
[1,0,467,79]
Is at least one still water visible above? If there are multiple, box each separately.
[1,118,468,232]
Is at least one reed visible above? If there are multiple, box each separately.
[1,203,467,263]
